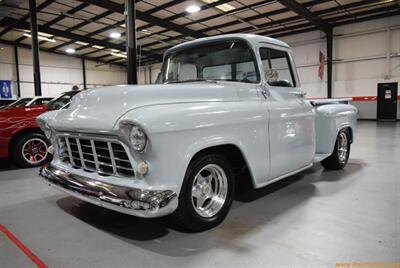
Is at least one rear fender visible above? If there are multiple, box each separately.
[315,104,357,154]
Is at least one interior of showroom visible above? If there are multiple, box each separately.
[0,0,399,267]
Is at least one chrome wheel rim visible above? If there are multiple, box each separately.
[191,164,228,218]
[337,132,348,164]
[22,138,48,165]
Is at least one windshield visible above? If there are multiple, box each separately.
[30,98,53,106]
[8,98,33,107]
[47,91,80,111]
[161,40,259,84]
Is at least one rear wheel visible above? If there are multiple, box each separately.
[11,132,50,168]
[172,154,235,231]
[321,128,351,170]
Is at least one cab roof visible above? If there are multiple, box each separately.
[165,34,290,56]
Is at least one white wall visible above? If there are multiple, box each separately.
[0,45,128,98]
[278,16,400,99]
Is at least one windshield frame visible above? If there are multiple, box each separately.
[160,38,261,84]
[46,91,81,111]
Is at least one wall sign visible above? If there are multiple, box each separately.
[0,80,12,99]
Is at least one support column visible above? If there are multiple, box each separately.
[82,58,87,89]
[326,26,333,99]
[29,0,42,96]
[125,0,138,84]
[14,45,21,97]
[149,64,152,84]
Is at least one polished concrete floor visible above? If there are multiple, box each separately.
[0,121,399,268]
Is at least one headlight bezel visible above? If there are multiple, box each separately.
[119,122,148,153]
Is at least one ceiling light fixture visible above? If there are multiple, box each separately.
[215,3,235,12]
[111,52,127,58]
[75,41,89,46]
[186,5,201,13]
[65,47,75,54]
[23,33,56,43]
[141,29,152,35]
[92,45,105,49]
[109,32,121,39]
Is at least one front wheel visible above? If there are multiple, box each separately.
[171,154,235,232]
[321,128,351,170]
[11,132,51,168]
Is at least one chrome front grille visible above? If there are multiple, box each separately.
[58,135,135,177]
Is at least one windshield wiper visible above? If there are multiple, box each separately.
[165,79,217,84]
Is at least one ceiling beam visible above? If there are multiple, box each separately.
[0,0,54,37]
[0,17,124,50]
[276,0,330,33]
[140,4,400,62]
[0,38,125,67]
[76,0,207,38]
[14,2,90,44]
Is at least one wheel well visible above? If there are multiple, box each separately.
[190,144,254,192]
[9,128,44,152]
[347,127,353,143]
[341,127,353,143]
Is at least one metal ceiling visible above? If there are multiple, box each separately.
[0,0,399,67]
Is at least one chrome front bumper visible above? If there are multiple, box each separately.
[40,164,178,218]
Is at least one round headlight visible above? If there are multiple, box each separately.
[129,125,147,152]
[43,123,52,139]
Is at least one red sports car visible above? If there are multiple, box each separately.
[0,90,81,167]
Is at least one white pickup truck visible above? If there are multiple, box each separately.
[38,34,357,231]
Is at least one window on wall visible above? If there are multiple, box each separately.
[260,47,295,87]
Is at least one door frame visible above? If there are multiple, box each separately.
[377,82,398,121]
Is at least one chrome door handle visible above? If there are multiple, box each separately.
[289,91,306,97]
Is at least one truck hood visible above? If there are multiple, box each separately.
[45,82,242,131]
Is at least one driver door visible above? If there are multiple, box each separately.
[260,46,315,179]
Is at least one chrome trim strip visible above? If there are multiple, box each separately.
[75,138,85,169]
[40,164,178,218]
[107,141,117,175]
[64,138,73,164]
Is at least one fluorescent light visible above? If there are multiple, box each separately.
[92,45,104,49]
[23,33,56,43]
[109,32,121,39]
[141,29,152,35]
[110,49,120,53]
[202,0,218,3]
[75,41,89,46]
[110,52,127,58]
[65,47,75,54]
[186,5,201,13]
[216,3,235,12]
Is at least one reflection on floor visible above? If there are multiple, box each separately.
[0,121,399,267]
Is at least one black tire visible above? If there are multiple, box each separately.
[171,153,235,232]
[11,132,51,168]
[321,128,351,170]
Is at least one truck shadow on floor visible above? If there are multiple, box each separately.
[55,162,363,257]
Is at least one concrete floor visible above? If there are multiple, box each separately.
[0,121,399,268]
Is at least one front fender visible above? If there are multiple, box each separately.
[117,101,269,195]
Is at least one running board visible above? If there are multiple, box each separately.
[256,163,313,188]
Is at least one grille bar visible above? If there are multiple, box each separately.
[58,135,135,177]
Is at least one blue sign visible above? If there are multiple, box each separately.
[0,80,12,99]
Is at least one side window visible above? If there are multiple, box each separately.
[260,47,295,87]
